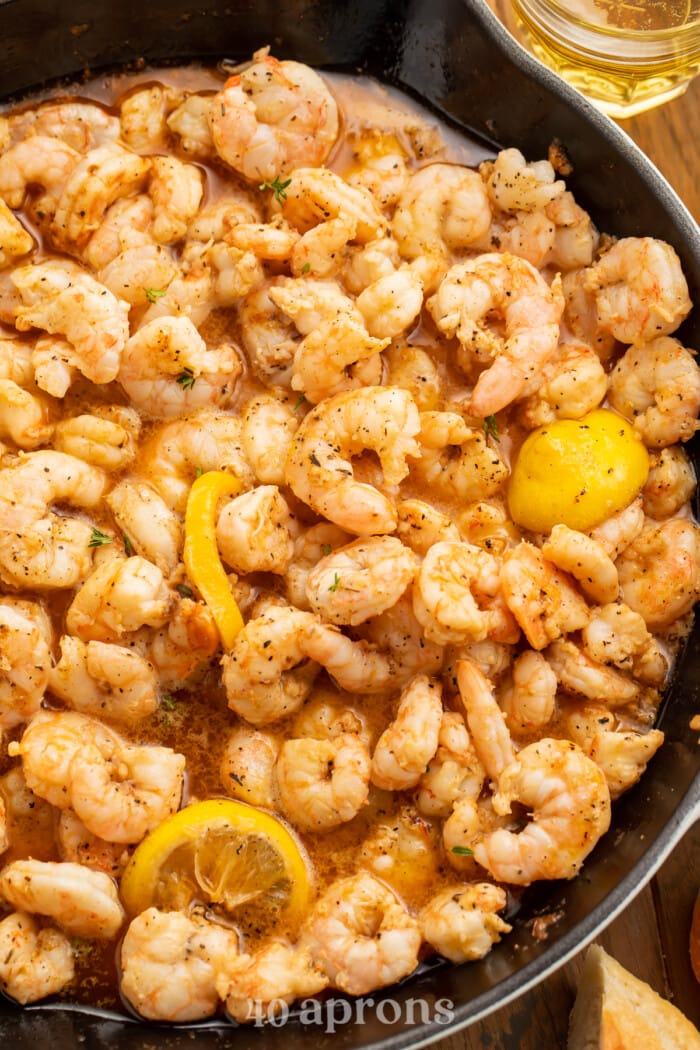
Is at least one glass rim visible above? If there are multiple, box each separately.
[513,0,700,41]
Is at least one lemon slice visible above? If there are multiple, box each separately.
[508,409,649,533]
[119,799,311,928]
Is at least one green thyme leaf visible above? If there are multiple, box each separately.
[321,544,332,557]
[328,572,341,592]
[451,845,474,856]
[176,368,196,390]
[144,287,166,303]
[300,262,311,274]
[176,583,194,599]
[483,414,499,442]
[88,527,112,548]
[123,534,133,556]
[259,175,292,204]
[293,394,308,411]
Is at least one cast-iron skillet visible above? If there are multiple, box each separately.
[0,0,698,1046]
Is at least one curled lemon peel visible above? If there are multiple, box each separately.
[183,470,244,649]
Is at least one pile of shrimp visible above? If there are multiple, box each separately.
[0,47,697,1022]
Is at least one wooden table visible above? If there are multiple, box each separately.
[438,4,700,1047]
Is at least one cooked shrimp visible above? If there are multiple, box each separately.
[642,446,696,519]
[291,314,388,405]
[276,733,370,831]
[583,237,692,345]
[0,513,94,591]
[541,523,619,604]
[219,725,280,809]
[222,605,319,725]
[0,449,106,530]
[412,541,502,646]
[358,805,442,903]
[8,100,119,152]
[121,907,239,1022]
[581,602,669,687]
[501,541,590,650]
[50,142,151,250]
[139,411,254,515]
[209,54,338,181]
[148,155,204,244]
[355,269,424,340]
[290,215,357,278]
[343,235,400,294]
[49,635,159,721]
[476,207,556,269]
[392,164,492,290]
[370,675,443,791]
[70,738,185,844]
[0,603,51,728]
[30,334,76,398]
[420,883,511,963]
[516,340,607,429]
[0,913,74,1004]
[456,657,515,781]
[53,413,137,471]
[305,536,417,626]
[411,410,509,502]
[292,691,370,746]
[483,148,564,214]
[106,480,182,578]
[346,129,408,208]
[139,268,217,328]
[566,705,665,799]
[457,499,523,558]
[561,267,617,363]
[282,167,385,244]
[0,378,51,450]
[144,597,219,690]
[396,499,460,555]
[0,859,124,938]
[8,710,120,808]
[301,872,421,995]
[217,943,328,1024]
[0,199,33,267]
[428,253,564,415]
[474,738,611,884]
[216,485,295,575]
[241,394,299,486]
[83,194,155,270]
[285,522,352,611]
[546,190,599,270]
[0,136,79,209]
[499,650,558,733]
[119,83,180,151]
[616,518,700,630]
[357,591,445,686]
[545,638,639,706]
[98,242,178,308]
[285,386,421,536]
[589,497,645,560]
[237,281,299,387]
[167,93,216,159]
[11,260,129,384]
[608,336,700,447]
[57,809,131,877]
[417,711,485,818]
[65,555,174,642]
[228,217,299,262]
[383,342,442,410]
[118,315,241,418]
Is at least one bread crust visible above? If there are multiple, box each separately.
[567,944,700,1050]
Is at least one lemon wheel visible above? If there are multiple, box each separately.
[119,799,311,930]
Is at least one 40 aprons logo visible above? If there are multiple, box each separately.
[246,995,456,1032]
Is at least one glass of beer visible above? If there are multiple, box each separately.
[510,0,700,117]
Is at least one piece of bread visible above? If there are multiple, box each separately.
[567,943,700,1050]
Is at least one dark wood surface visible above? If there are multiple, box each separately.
[436,4,700,1047]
